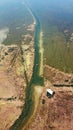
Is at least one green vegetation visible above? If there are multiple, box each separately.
[27,0,73,73]
[1,1,33,45]
[39,12,73,73]
[43,25,73,73]
[10,4,44,130]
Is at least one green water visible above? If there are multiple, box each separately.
[10,7,44,130]
[0,1,43,129]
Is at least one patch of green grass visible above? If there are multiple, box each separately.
[27,0,73,73]
[43,25,73,73]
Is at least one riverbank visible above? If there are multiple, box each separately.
[27,64,73,130]
[28,79,73,130]
[39,31,44,77]
[0,31,35,129]
[10,1,44,130]
[0,44,25,130]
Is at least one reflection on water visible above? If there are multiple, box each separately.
[0,28,9,44]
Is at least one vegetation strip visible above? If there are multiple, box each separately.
[10,1,44,130]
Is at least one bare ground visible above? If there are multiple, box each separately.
[28,65,73,130]
[0,45,26,130]
[28,83,73,130]
[0,37,35,129]
[44,65,73,85]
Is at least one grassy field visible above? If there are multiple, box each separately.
[27,0,73,73]
[43,25,73,73]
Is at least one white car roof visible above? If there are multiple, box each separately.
[46,89,54,95]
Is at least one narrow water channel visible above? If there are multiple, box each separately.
[10,4,44,130]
